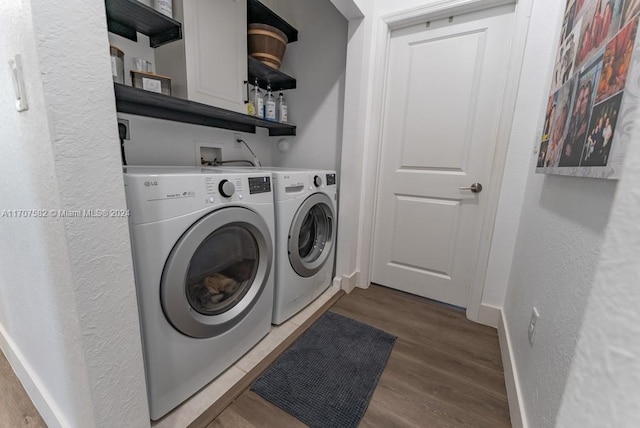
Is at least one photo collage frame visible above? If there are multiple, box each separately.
[537,0,640,179]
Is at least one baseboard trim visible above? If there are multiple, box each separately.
[477,303,501,328]
[335,271,360,294]
[498,310,528,428]
[0,324,67,428]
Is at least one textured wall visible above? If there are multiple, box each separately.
[555,102,640,427]
[29,0,150,425]
[0,0,96,426]
[502,3,619,427]
[1,0,149,426]
[504,173,615,428]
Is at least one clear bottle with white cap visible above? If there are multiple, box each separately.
[251,78,264,119]
[265,84,276,121]
[276,92,288,123]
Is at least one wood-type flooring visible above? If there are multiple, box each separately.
[211,284,510,427]
[0,285,510,427]
[0,349,46,428]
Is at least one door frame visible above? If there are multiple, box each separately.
[358,0,534,324]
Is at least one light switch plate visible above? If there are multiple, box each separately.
[9,55,28,112]
[528,307,540,346]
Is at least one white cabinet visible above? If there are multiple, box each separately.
[155,0,248,113]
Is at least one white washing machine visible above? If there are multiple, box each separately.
[123,166,275,420]
[212,167,338,325]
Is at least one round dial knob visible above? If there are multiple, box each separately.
[218,180,235,198]
[313,175,322,187]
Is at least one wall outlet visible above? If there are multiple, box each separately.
[117,118,130,140]
[233,133,242,148]
[528,307,540,346]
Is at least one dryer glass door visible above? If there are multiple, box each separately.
[185,225,258,316]
[288,193,335,278]
[162,207,273,338]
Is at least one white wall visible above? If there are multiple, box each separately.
[481,0,557,310]
[0,1,95,425]
[555,99,640,427]
[264,0,349,171]
[108,34,274,167]
[0,0,149,426]
[334,0,374,286]
[504,173,616,428]
[109,0,348,171]
[120,113,275,167]
[501,2,619,427]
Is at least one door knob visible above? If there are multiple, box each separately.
[459,183,483,193]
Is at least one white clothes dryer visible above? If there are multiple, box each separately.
[273,169,337,325]
[123,167,275,420]
[212,167,338,325]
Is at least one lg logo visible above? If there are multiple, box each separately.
[144,181,158,187]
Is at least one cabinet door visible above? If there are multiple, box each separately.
[184,0,248,113]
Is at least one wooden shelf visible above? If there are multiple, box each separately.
[114,84,296,136]
[105,0,182,48]
[248,57,296,91]
[247,0,298,43]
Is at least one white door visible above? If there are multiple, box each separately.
[371,5,515,307]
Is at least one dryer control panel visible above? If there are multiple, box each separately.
[267,170,338,202]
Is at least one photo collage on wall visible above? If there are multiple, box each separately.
[537,0,640,179]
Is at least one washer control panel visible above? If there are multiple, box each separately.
[248,176,271,194]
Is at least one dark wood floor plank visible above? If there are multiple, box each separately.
[211,284,511,427]
[343,285,500,342]
[364,381,466,428]
[331,287,503,372]
[378,340,510,427]
[389,338,508,401]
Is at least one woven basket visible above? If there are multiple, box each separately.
[248,23,288,70]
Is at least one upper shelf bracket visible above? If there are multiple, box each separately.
[105,0,183,48]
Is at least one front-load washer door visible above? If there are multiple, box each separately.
[161,207,273,338]
[288,193,335,278]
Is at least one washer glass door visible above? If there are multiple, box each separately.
[161,207,272,338]
[288,193,335,278]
